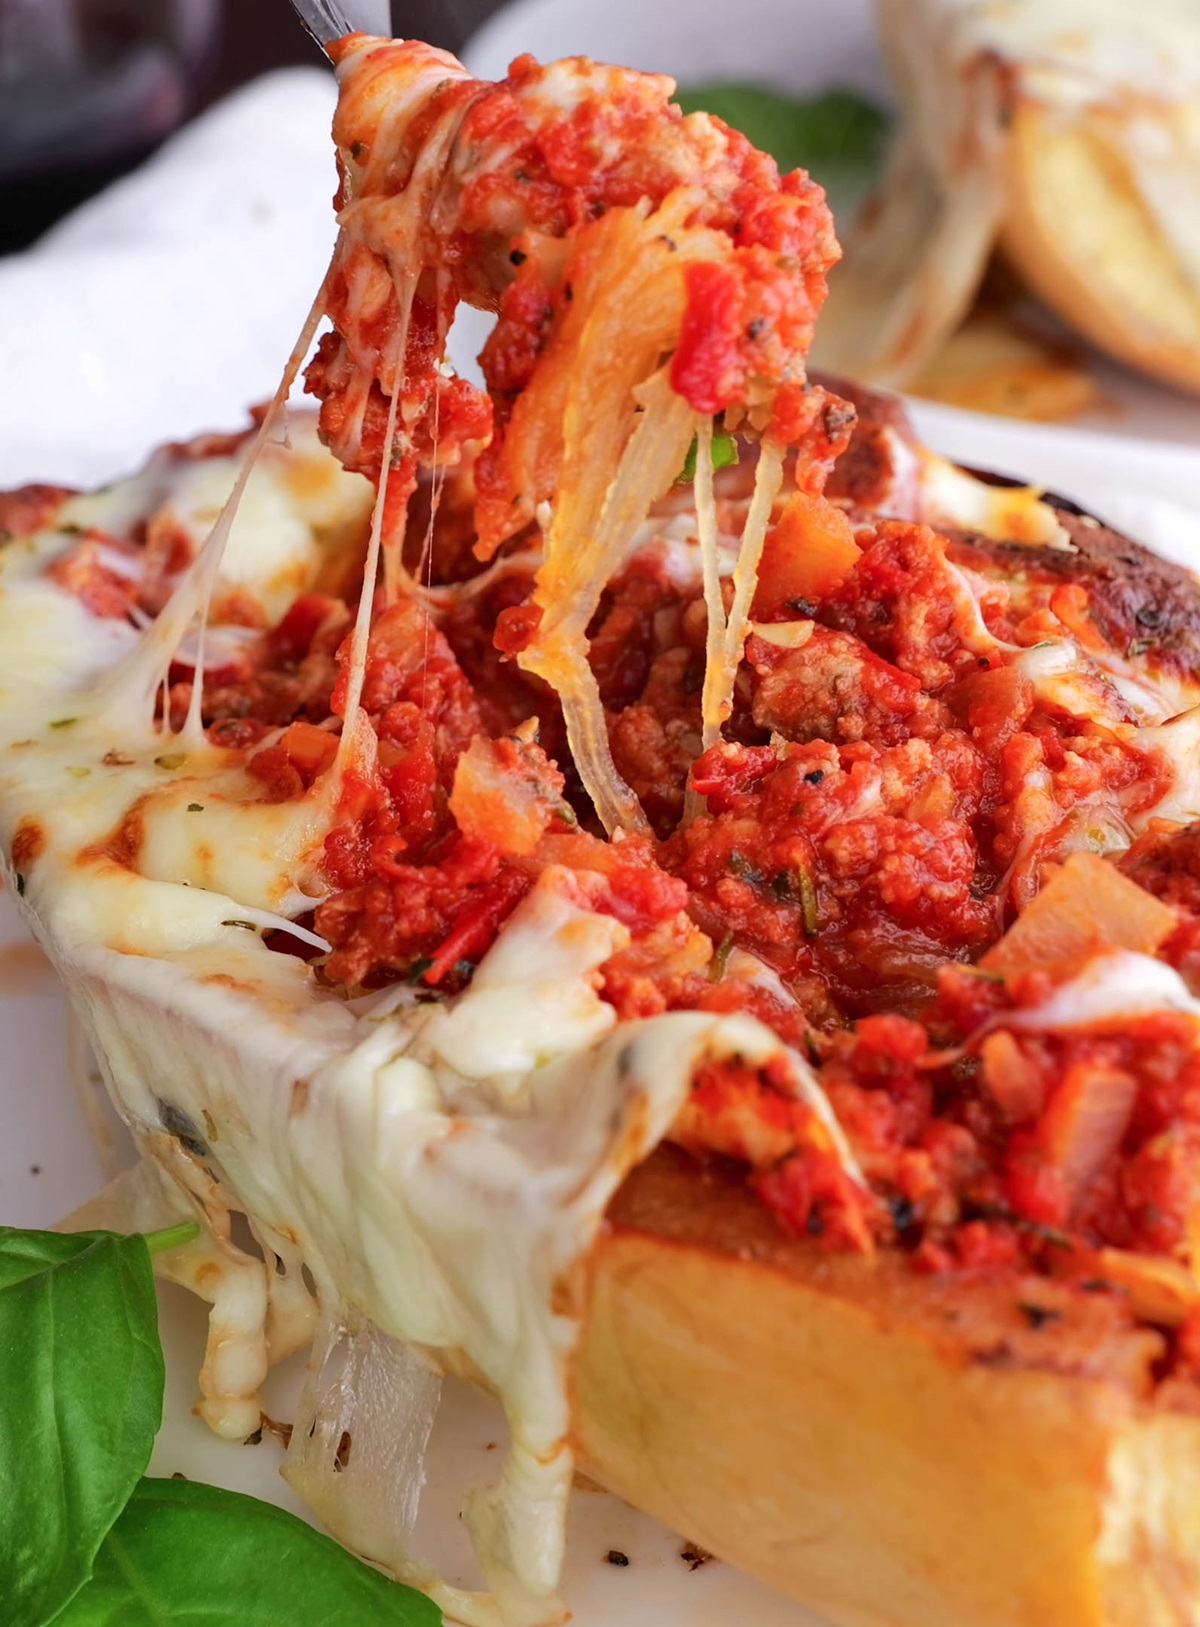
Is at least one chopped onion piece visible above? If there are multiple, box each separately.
[283,1309,444,1589]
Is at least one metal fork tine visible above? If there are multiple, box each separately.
[286,0,392,51]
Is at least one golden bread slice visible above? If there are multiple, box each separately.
[823,1,1200,405]
[575,1147,1200,1627]
[907,307,1099,420]
[1002,102,1200,397]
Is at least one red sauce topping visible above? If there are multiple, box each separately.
[30,42,1200,1317]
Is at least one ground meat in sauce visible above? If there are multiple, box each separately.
[37,398,1200,1366]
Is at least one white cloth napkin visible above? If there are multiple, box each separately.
[0,68,338,491]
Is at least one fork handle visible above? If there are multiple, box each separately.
[288,0,392,50]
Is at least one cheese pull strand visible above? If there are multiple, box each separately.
[702,438,785,753]
[519,369,695,836]
[336,315,409,771]
[91,260,335,743]
[694,418,726,755]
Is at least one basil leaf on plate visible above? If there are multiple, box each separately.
[675,83,889,215]
[52,1477,443,1625]
[0,1225,183,1627]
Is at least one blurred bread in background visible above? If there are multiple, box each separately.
[906,307,1098,422]
[1003,96,1200,396]
[815,0,1200,403]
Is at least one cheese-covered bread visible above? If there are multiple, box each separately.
[817,0,1200,397]
[9,29,1200,1627]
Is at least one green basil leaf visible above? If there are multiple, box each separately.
[675,83,889,216]
[0,1227,165,1627]
[53,1477,443,1625]
[678,427,740,485]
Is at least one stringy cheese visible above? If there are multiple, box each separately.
[10,409,1200,1626]
[706,441,786,748]
[336,324,407,767]
[519,366,695,834]
[1005,949,1200,1031]
[694,419,727,753]
[0,432,868,1627]
[92,273,333,749]
[506,196,725,835]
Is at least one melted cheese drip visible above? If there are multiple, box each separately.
[0,511,335,919]
[138,280,333,748]
[694,422,727,755]
[717,442,786,732]
[325,107,480,778]
[20,258,401,916]
[1005,949,1200,1031]
[329,42,474,473]
[0,432,864,1624]
[519,366,695,836]
[336,322,407,770]
[682,435,786,824]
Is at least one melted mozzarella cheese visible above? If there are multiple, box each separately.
[7,29,1193,1615]
[709,440,786,748]
[0,568,336,920]
[415,879,628,1098]
[0,439,861,1627]
[156,460,316,618]
[63,420,373,622]
[1006,949,1200,1031]
[1138,707,1200,826]
[918,449,1069,546]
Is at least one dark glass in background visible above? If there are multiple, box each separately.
[0,0,498,254]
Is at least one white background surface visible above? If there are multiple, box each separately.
[2,0,1199,1621]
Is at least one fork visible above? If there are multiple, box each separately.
[287,0,392,50]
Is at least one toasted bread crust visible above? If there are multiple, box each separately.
[948,507,1200,690]
[1001,104,1200,398]
[572,1147,1200,1627]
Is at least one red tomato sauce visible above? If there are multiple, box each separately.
[38,445,1198,1304]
